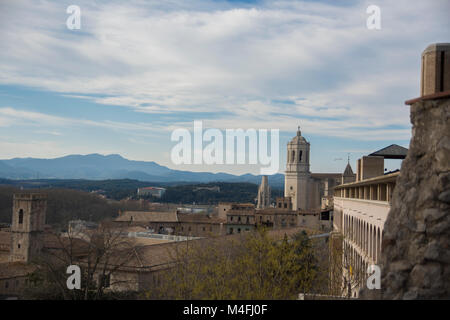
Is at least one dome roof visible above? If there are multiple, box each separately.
[289,126,308,144]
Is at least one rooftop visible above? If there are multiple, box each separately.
[368,144,408,159]
[343,163,354,176]
[116,211,178,223]
[289,127,309,145]
[177,213,225,224]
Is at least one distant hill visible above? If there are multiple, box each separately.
[0,154,285,187]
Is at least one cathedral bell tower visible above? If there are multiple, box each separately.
[284,126,311,210]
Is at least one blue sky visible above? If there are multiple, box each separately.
[0,0,449,175]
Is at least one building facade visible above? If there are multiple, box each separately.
[284,127,343,212]
[333,154,401,297]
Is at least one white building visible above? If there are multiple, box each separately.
[137,187,166,198]
[332,144,407,297]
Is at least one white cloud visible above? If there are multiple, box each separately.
[0,106,167,134]
[0,0,448,142]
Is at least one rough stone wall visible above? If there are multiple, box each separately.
[362,97,449,299]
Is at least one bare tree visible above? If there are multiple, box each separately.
[24,221,139,300]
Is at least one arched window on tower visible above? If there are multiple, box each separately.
[18,209,23,224]
[291,151,295,162]
[299,150,303,162]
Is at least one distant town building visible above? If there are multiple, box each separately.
[193,186,220,192]
[137,187,166,198]
[225,203,257,234]
[176,207,207,214]
[115,210,225,237]
[67,220,98,240]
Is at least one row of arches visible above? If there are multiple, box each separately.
[343,241,371,297]
[343,213,382,264]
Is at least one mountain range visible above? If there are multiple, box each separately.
[0,154,285,187]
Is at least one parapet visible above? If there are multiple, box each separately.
[13,193,47,201]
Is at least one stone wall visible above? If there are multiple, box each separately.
[362,97,449,299]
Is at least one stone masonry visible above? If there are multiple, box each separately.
[378,96,449,299]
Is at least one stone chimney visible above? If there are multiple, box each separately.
[421,43,450,96]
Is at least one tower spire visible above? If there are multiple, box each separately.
[297,125,301,136]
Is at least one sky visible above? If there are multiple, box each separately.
[0,0,449,175]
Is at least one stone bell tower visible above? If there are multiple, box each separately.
[256,175,271,209]
[10,193,47,263]
[284,126,311,210]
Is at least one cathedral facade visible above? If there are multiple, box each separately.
[284,127,347,211]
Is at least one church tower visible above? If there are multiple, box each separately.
[256,175,271,209]
[284,126,311,210]
[10,193,47,263]
[342,156,356,184]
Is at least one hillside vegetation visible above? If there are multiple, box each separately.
[0,186,143,227]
